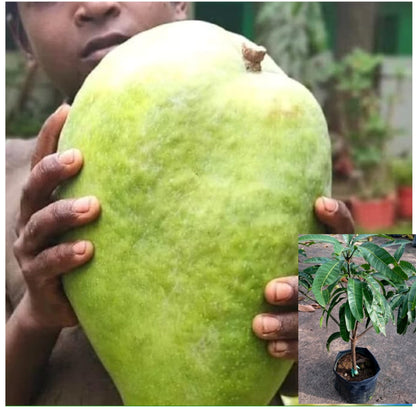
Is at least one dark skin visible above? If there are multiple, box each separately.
[6,2,354,405]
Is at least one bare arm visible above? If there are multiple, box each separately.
[6,295,61,405]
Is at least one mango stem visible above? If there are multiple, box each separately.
[242,43,267,72]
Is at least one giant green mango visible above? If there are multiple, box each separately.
[58,20,331,405]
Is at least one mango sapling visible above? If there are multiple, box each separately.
[299,234,416,380]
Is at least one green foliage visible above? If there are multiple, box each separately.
[390,156,412,187]
[255,2,333,93]
[330,49,404,198]
[299,234,416,353]
[6,52,61,138]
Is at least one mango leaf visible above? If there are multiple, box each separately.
[325,290,346,327]
[400,260,416,276]
[344,302,356,332]
[311,259,341,307]
[399,294,409,319]
[362,283,373,305]
[326,332,341,351]
[362,275,387,335]
[299,234,341,245]
[343,234,354,245]
[365,301,386,335]
[357,242,408,288]
[338,304,350,342]
[389,293,405,312]
[347,278,364,321]
[397,308,409,334]
[298,235,344,253]
[393,244,406,262]
[382,295,393,323]
[350,234,381,244]
[408,280,416,312]
[408,308,415,323]
[303,257,334,264]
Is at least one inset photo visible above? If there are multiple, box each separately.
[298,234,416,405]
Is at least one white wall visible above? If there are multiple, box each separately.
[379,56,412,157]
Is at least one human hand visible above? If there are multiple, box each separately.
[12,104,100,331]
[252,197,354,359]
[252,276,298,360]
[314,196,355,233]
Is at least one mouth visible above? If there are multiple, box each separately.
[81,32,130,62]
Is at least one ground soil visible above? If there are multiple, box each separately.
[335,352,377,382]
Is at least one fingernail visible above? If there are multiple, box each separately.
[59,149,75,165]
[73,241,87,255]
[271,341,288,353]
[54,103,69,114]
[322,196,338,213]
[274,282,294,303]
[73,197,91,213]
[262,316,281,335]
[54,105,64,114]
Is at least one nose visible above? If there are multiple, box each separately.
[74,2,121,26]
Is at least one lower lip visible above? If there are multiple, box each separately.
[82,45,118,65]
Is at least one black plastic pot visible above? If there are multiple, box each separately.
[333,347,380,404]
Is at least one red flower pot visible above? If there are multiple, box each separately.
[397,186,412,219]
[350,195,396,231]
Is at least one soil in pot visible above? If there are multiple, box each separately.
[336,352,378,382]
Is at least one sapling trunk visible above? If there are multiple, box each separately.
[351,322,359,376]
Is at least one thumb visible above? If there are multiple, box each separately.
[315,197,355,234]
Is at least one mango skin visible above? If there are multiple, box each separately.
[58,20,331,405]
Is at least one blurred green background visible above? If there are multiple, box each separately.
[5,2,412,233]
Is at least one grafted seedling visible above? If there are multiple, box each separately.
[299,234,416,377]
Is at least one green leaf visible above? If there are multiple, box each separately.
[339,304,350,342]
[350,234,382,245]
[357,242,408,288]
[325,291,346,327]
[347,278,364,321]
[400,260,416,276]
[397,309,409,334]
[311,259,341,307]
[298,235,344,253]
[400,294,409,319]
[343,234,354,245]
[408,280,416,312]
[344,302,356,332]
[389,293,405,312]
[363,283,373,305]
[408,308,415,323]
[362,275,388,335]
[393,245,406,262]
[326,332,341,351]
[303,257,334,264]
[299,234,341,244]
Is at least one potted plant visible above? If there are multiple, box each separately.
[330,49,400,230]
[299,234,416,403]
[390,156,412,219]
